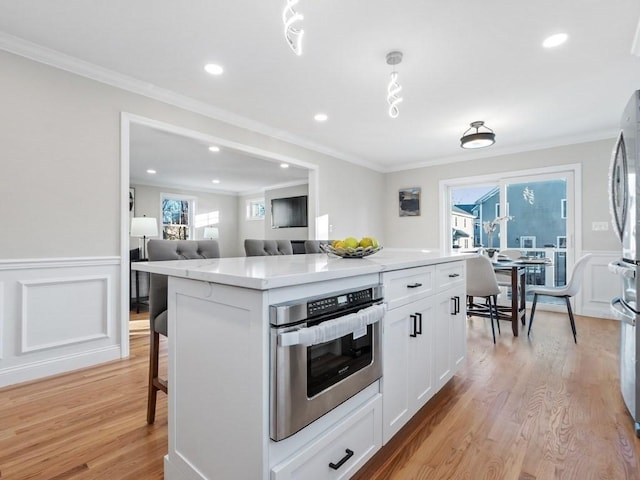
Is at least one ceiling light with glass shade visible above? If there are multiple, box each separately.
[460,121,496,149]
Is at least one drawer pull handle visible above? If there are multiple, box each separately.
[451,296,460,315]
[329,448,354,470]
[407,282,423,288]
[416,312,423,335]
[448,273,460,278]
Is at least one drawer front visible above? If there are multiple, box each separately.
[436,261,465,291]
[271,395,382,480]
[383,266,435,310]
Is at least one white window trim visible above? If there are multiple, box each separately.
[246,198,266,221]
[160,192,196,240]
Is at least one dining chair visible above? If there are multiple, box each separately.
[146,239,221,424]
[527,253,592,343]
[466,255,502,343]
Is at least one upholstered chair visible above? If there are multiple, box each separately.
[244,239,293,256]
[146,239,221,424]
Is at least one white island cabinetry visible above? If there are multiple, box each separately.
[132,250,471,480]
[381,260,466,444]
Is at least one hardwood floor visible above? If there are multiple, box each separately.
[0,315,166,480]
[354,312,640,480]
[0,311,638,479]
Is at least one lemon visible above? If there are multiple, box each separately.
[371,237,379,248]
[333,240,345,249]
[359,237,374,248]
[343,237,359,250]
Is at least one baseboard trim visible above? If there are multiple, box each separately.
[0,345,121,389]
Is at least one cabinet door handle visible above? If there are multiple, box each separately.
[329,448,354,470]
[451,296,460,315]
[415,312,423,335]
[448,273,460,278]
[410,314,418,337]
[407,282,422,288]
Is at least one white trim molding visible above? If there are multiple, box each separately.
[0,256,122,388]
[20,275,111,353]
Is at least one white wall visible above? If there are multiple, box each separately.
[131,184,240,258]
[264,184,309,241]
[381,139,619,320]
[0,49,384,386]
[237,193,266,250]
[383,139,618,252]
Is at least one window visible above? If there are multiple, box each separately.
[161,194,195,240]
[246,199,265,220]
[520,236,536,249]
[557,236,567,249]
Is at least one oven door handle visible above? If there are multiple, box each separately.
[278,303,387,347]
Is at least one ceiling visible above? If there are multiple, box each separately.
[2,0,640,186]
[129,122,310,194]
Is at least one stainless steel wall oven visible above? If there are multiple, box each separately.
[270,285,385,441]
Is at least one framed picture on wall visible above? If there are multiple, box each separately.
[399,187,421,216]
[129,187,135,219]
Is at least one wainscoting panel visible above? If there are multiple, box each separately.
[580,251,618,320]
[20,275,111,352]
[0,257,121,388]
[0,282,4,360]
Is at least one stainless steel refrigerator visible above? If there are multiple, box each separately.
[609,90,640,437]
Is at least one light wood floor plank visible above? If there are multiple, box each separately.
[1,311,639,479]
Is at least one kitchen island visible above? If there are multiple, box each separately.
[133,249,472,480]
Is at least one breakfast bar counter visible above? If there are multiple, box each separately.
[133,249,472,480]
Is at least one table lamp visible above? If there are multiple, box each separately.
[130,216,158,259]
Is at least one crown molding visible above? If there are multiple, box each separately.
[0,32,385,173]
[0,32,618,175]
[384,129,617,173]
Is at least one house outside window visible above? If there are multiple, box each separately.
[161,194,195,239]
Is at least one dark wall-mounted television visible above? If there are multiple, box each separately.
[271,195,308,228]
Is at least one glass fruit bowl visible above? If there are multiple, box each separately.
[320,244,383,258]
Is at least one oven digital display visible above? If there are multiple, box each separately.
[337,294,348,305]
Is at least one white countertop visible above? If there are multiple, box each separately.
[132,248,473,290]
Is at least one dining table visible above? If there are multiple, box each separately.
[490,257,552,336]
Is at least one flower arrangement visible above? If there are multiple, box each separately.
[482,215,514,248]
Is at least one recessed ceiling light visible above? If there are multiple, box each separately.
[146,169,156,174]
[314,113,328,122]
[208,145,220,152]
[542,33,568,48]
[280,163,290,169]
[212,179,220,184]
[204,63,224,75]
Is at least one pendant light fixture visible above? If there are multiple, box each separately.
[283,0,304,55]
[460,121,496,149]
[386,51,403,118]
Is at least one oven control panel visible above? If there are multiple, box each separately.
[308,288,374,317]
[270,284,384,326]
